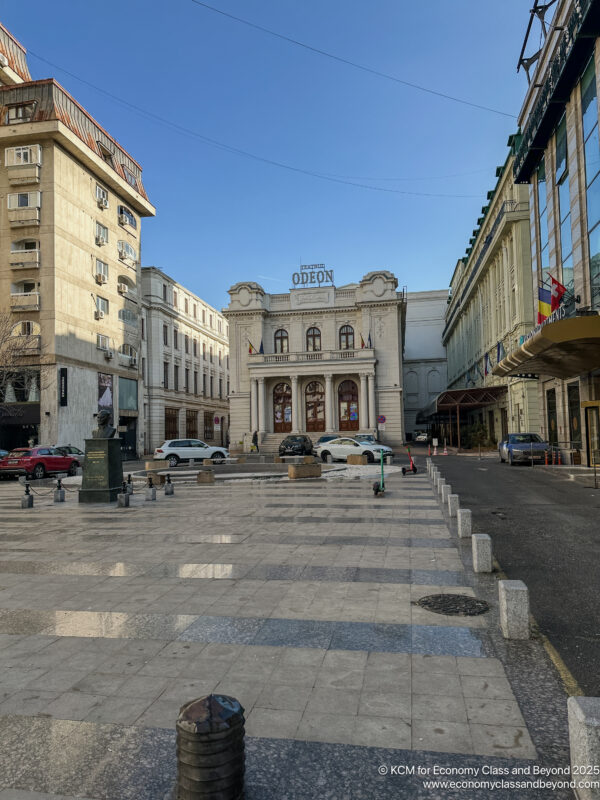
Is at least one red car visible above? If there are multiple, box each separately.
[0,446,80,479]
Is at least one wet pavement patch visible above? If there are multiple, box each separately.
[415,594,490,617]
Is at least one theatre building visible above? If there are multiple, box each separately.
[225,270,406,452]
[494,0,600,465]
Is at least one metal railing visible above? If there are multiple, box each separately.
[253,348,375,365]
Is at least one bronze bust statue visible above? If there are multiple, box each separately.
[93,409,117,439]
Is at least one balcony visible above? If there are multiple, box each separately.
[15,334,41,353]
[10,291,40,311]
[9,249,40,269]
[8,208,40,227]
[249,348,375,367]
[7,164,40,186]
[118,353,138,368]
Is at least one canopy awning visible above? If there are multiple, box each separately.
[493,315,600,379]
[417,386,507,421]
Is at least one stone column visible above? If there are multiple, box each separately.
[258,377,266,432]
[367,373,376,429]
[325,374,334,432]
[291,376,300,432]
[250,378,258,433]
[360,373,368,430]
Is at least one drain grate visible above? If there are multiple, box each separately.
[415,593,490,616]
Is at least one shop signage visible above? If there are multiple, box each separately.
[291,264,334,287]
[512,374,539,380]
[59,368,68,406]
[521,304,567,344]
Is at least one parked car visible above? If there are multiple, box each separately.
[279,435,313,456]
[354,433,378,444]
[153,439,228,468]
[55,445,85,457]
[314,437,393,463]
[0,446,80,479]
[498,433,549,465]
[414,432,429,443]
[314,435,338,447]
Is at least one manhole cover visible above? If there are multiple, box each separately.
[415,594,490,616]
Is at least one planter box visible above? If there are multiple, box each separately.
[347,454,368,465]
[197,470,215,484]
[146,460,167,471]
[146,471,166,486]
[288,463,322,480]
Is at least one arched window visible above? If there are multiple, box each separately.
[274,329,289,353]
[12,320,40,337]
[339,325,354,350]
[273,382,292,432]
[119,343,137,359]
[338,380,359,430]
[305,381,325,432]
[306,327,321,352]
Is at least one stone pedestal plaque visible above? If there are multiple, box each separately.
[79,438,123,503]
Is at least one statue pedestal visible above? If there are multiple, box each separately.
[78,438,123,503]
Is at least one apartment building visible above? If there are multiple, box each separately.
[0,23,155,455]
[141,267,229,453]
[494,0,600,465]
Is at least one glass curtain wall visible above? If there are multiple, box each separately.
[581,58,600,308]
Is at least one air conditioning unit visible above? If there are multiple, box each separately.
[95,235,106,246]
[95,272,107,284]
[130,357,138,368]
[94,310,105,320]
[118,213,129,226]
[97,197,108,209]
[0,54,8,68]
[117,282,128,294]
[104,349,113,359]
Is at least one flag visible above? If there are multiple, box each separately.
[484,353,491,376]
[259,339,264,354]
[550,276,567,311]
[496,340,506,363]
[248,341,256,354]
[537,286,552,324]
[360,334,365,349]
[367,333,372,348]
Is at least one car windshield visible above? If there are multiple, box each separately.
[8,450,30,458]
[509,434,543,444]
[286,436,306,442]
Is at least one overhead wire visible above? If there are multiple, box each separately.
[188,0,517,119]
[27,49,483,199]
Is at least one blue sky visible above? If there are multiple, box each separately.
[4,1,534,309]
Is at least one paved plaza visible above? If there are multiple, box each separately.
[0,469,574,799]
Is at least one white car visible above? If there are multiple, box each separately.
[314,437,393,463]
[414,432,429,443]
[154,439,229,468]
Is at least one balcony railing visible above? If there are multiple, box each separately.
[7,163,40,186]
[9,249,40,268]
[10,291,40,311]
[250,348,375,365]
[8,208,40,227]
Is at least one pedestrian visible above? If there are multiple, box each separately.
[252,431,259,453]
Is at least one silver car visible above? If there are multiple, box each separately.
[154,439,229,468]
[314,437,393,463]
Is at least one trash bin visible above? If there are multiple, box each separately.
[176,694,245,799]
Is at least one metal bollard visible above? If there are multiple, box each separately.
[165,473,174,496]
[146,475,156,501]
[118,481,130,508]
[126,473,133,495]
[176,694,245,799]
[54,477,65,503]
[21,481,33,509]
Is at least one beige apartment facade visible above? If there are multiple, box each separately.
[141,267,229,453]
[494,0,600,465]
[443,140,540,445]
[0,25,155,455]
[225,270,406,452]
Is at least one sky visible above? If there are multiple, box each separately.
[3,1,539,310]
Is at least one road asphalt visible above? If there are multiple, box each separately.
[423,451,600,697]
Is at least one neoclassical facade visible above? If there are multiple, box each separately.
[225,271,406,451]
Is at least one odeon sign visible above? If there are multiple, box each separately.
[292,264,334,287]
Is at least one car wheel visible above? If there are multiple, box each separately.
[32,463,45,480]
[167,454,179,468]
[365,451,375,463]
[212,452,225,461]
[68,461,78,476]
[499,451,505,463]
[321,450,330,463]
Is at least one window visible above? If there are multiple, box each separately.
[536,158,549,276]
[117,205,136,228]
[163,324,168,346]
[203,342,207,359]
[204,411,214,440]
[97,142,114,166]
[163,361,169,388]
[218,319,222,333]
[219,378,222,399]
[173,365,179,391]
[173,329,179,349]
[186,409,198,438]
[210,376,214,397]
[185,334,189,354]
[193,339,197,357]
[555,115,573,289]
[274,329,289,353]
[11,239,38,252]
[193,304,197,318]
[96,296,109,315]
[118,308,138,327]
[121,165,138,190]
[8,192,40,209]
[141,317,145,340]
[209,346,213,363]
[16,320,35,336]
[96,221,108,244]
[306,327,321,351]
[96,259,109,280]
[202,309,206,324]
[185,368,190,392]
[142,357,146,382]
[581,57,600,307]
[5,145,42,166]
[184,298,189,314]
[119,343,137,359]
[118,241,137,263]
[226,354,229,369]
[96,184,108,206]
[163,284,167,302]
[202,373,207,395]
[97,333,110,350]
[173,290,178,308]
[339,325,354,350]
[6,103,35,124]
[218,349,222,365]
[194,371,198,394]
[209,314,213,328]
[119,377,138,411]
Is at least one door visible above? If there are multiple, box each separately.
[338,380,359,431]
[305,381,325,432]
[500,408,508,440]
[567,382,582,451]
[488,411,495,443]
[273,383,292,433]
[546,388,558,446]
[586,407,600,466]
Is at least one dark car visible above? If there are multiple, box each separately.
[0,446,80,479]
[55,445,85,456]
[278,435,313,456]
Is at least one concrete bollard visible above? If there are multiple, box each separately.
[568,697,600,800]
[326,454,333,464]
[457,508,472,538]
[437,478,446,496]
[189,458,195,467]
[432,472,439,489]
[117,482,130,508]
[472,534,492,573]
[176,694,245,799]
[197,470,215,485]
[499,580,530,639]
[448,493,459,518]
[441,483,451,504]
[21,482,33,509]
[126,474,133,495]
[146,475,156,502]
[54,478,65,503]
[165,474,174,496]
